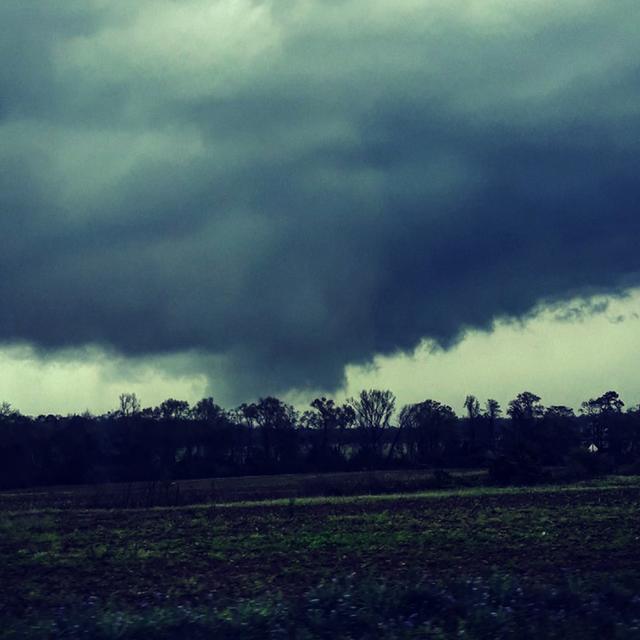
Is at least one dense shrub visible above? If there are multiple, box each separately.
[567,449,616,479]
[488,454,548,486]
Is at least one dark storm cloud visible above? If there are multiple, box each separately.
[1,0,640,401]
[552,300,610,324]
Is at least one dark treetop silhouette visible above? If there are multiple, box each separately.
[1,389,639,489]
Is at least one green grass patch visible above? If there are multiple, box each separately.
[1,478,639,637]
[3,572,640,639]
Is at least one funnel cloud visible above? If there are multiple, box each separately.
[1,1,639,401]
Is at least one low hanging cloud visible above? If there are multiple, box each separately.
[1,0,639,402]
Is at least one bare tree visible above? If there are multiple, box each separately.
[237,397,299,467]
[484,398,502,450]
[464,395,480,420]
[464,394,481,449]
[118,393,141,417]
[305,397,355,462]
[348,389,396,465]
[400,399,456,465]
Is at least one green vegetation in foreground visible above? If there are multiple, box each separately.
[0,468,489,511]
[1,478,640,638]
[194,473,640,509]
[4,573,640,639]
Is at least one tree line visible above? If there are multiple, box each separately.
[1,389,640,489]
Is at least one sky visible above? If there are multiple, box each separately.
[1,1,639,416]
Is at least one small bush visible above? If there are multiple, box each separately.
[567,448,616,479]
[488,454,548,486]
[432,468,454,488]
[488,455,519,485]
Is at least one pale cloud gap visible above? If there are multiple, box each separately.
[2,290,638,416]
[338,289,640,415]
[0,344,209,416]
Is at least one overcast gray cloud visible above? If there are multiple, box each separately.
[1,0,639,402]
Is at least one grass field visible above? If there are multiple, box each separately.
[0,468,487,510]
[2,474,640,638]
